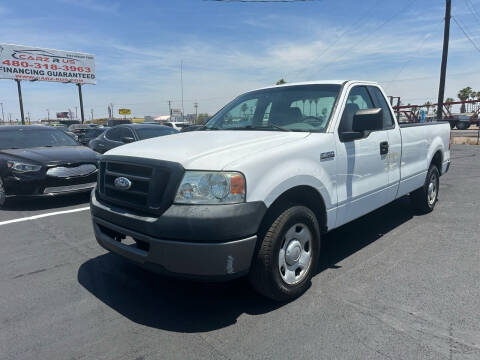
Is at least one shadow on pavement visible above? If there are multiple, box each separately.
[78,196,417,333]
[2,192,91,211]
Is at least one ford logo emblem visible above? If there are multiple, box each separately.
[114,177,132,190]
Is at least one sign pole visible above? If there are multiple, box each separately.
[77,83,85,124]
[15,79,25,125]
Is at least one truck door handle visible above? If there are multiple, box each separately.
[380,141,389,155]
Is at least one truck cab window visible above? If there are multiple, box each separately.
[339,86,375,132]
[368,86,395,129]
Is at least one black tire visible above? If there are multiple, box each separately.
[411,164,440,213]
[0,177,6,208]
[248,205,320,301]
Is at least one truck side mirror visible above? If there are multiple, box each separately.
[352,108,383,132]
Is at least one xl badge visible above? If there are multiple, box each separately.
[114,177,132,190]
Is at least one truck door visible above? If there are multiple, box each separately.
[367,86,402,203]
[334,85,389,227]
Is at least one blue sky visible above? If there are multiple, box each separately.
[0,0,479,121]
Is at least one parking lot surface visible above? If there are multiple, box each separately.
[1,145,479,360]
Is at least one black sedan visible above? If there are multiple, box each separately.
[78,127,109,145]
[0,126,98,207]
[89,124,178,154]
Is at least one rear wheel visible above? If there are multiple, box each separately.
[411,164,440,213]
[0,177,6,208]
[249,205,320,301]
[456,121,470,130]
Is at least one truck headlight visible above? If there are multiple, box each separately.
[7,161,42,173]
[175,171,246,204]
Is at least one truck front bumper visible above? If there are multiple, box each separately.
[91,190,266,280]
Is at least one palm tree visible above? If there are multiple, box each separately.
[240,103,248,119]
[458,87,472,113]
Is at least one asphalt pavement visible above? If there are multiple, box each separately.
[1,144,479,360]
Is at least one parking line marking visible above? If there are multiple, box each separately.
[0,207,90,226]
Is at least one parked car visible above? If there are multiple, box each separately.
[78,127,109,145]
[88,124,178,153]
[0,126,98,207]
[90,80,451,301]
[163,121,191,131]
[68,124,97,139]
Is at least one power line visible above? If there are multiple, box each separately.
[452,16,480,53]
[464,0,480,22]
[319,0,419,74]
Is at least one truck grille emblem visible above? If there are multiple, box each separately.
[114,177,132,190]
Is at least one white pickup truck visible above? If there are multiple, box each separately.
[90,80,451,301]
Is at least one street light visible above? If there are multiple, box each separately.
[46,109,50,121]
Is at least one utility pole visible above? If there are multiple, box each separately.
[168,100,172,118]
[437,0,451,121]
[15,79,25,125]
[27,112,31,125]
[46,109,50,121]
[0,103,4,124]
[77,84,85,124]
[91,109,94,122]
[180,60,184,121]
[75,106,78,120]
[194,102,198,124]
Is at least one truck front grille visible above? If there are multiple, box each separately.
[98,156,184,215]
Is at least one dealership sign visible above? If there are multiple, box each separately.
[119,108,131,115]
[0,44,96,84]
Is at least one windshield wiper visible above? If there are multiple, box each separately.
[229,124,290,132]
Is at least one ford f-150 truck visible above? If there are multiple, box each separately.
[90,80,451,301]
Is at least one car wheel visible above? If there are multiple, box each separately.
[0,177,7,207]
[411,164,440,213]
[249,205,320,301]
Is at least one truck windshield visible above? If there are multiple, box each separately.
[206,84,341,132]
[0,128,80,150]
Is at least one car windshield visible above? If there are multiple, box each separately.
[206,84,341,132]
[0,129,80,149]
[135,127,178,140]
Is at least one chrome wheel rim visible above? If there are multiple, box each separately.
[278,223,312,285]
[427,172,438,206]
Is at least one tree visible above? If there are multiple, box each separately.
[241,103,249,119]
[197,113,210,124]
[276,78,286,85]
[458,87,472,113]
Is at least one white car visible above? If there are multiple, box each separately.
[91,80,451,301]
[163,121,191,131]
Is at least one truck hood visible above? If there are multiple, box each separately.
[105,130,310,170]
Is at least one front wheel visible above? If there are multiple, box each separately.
[411,164,440,213]
[249,205,320,301]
